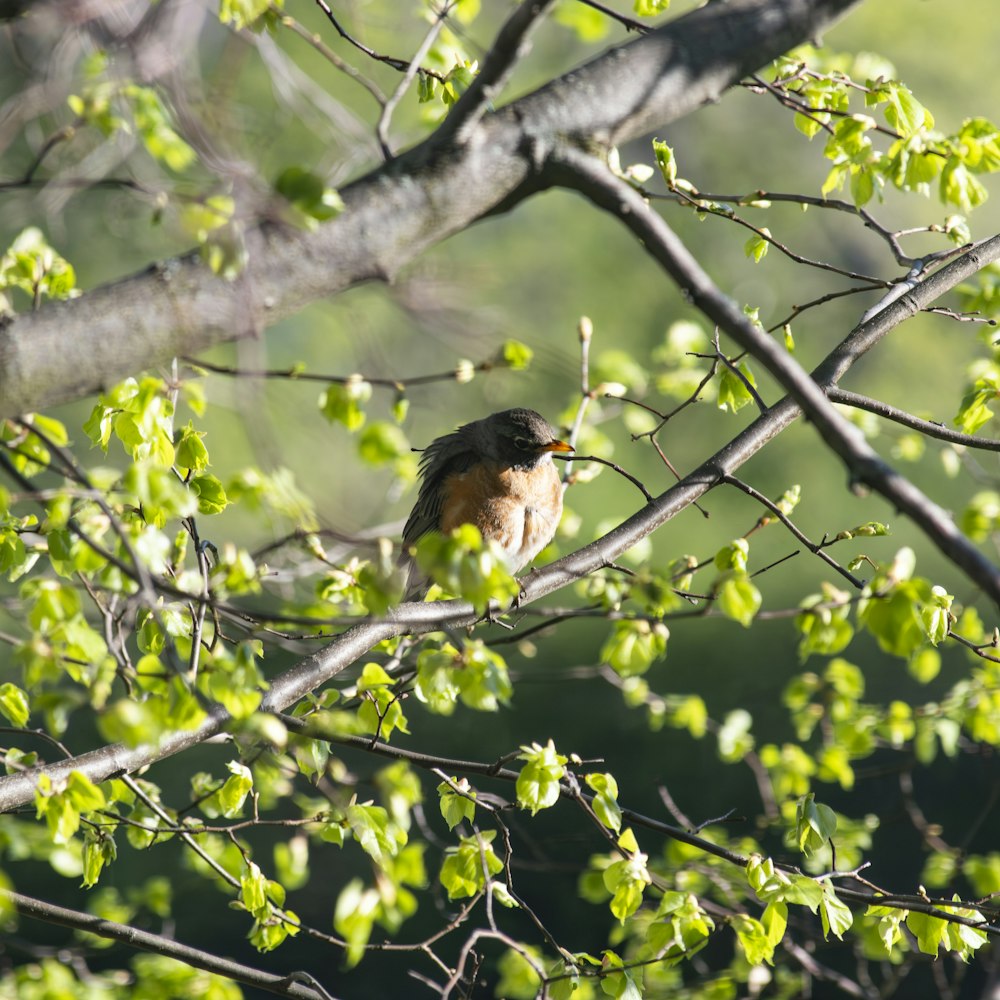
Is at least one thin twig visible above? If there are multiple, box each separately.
[0,888,331,1000]
[311,0,446,81]
[376,2,454,159]
[828,388,1000,452]
[277,10,386,106]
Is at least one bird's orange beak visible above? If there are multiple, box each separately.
[541,439,573,454]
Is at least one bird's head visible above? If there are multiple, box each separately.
[474,408,573,468]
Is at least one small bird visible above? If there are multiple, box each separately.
[402,408,573,575]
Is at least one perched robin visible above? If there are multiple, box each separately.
[402,408,573,577]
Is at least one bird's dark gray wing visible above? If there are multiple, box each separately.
[401,430,478,547]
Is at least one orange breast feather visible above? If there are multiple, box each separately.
[439,461,562,571]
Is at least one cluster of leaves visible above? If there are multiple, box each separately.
[0,227,77,314]
[5,7,1000,1000]
[767,46,1000,212]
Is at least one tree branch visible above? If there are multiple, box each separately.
[0,888,336,1000]
[435,0,558,146]
[0,0,860,417]
[827,387,1000,451]
[546,147,1000,606]
[0,221,990,815]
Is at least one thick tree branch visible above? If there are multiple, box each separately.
[0,228,990,816]
[435,0,558,146]
[0,0,859,417]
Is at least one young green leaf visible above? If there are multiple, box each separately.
[516,740,567,815]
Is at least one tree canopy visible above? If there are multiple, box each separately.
[1,1,1000,998]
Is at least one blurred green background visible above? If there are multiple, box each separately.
[1,0,999,995]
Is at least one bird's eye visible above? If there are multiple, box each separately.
[513,435,533,450]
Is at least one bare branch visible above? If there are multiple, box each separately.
[828,387,1000,452]
[0,888,336,1000]
[376,2,453,159]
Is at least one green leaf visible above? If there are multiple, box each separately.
[857,558,934,659]
[877,700,915,747]
[920,585,953,645]
[217,761,253,818]
[414,645,463,715]
[585,772,622,833]
[867,905,904,955]
[796,584,854,658]
[273,835,310,892]
[124,85,196,172]
[240,860,269,918]
[881,83,932,136]
[600,620,669,677]
[647,891,715,962]
[716,363,757,413]
[850,165,876,206]
[744,229,770,262]
[500,339,534,370]
[0,682,30,727]
[66,771,107,813]
[82,829,116,888]
[717,572,762,628]
[961,490,1000,541]
[0,227,77,307]
[35,771,107,846]
[180,195,234,242]
[495,947,543,1000]
[175,423,210,472]
[439,830,503,899]
[717,709,754,763]
[552,0,609,41]
[819,884,853,939]
[955,377,998,433]
[602,847,650,924]
[413,526,520,614]
[516,740,567,815]
[905,909,948,956]
[320,378,371,430]
[634,0,669,14]
[358,421,409,465]
[219,0,278,31]
[663,693,707,738]
[941,157,988,212]
[333,878,380,967]
[437,777,477,830]
[652,137,677,186]
[732,913,775,966]
[346,802,404,867]
[356,661,409,740]
[761,900,788,951]
[963,853,1000,897]
[713,538,750,573]
[274,166,343,229]
[796,793,838,856]
[190,473,229,515]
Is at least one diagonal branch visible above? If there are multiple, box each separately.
[0,223,991,815]
[0,888,335,1000]
[546,147,1000,607]
[827,387,1000,451]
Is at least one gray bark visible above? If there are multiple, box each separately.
[0,0,859,417]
